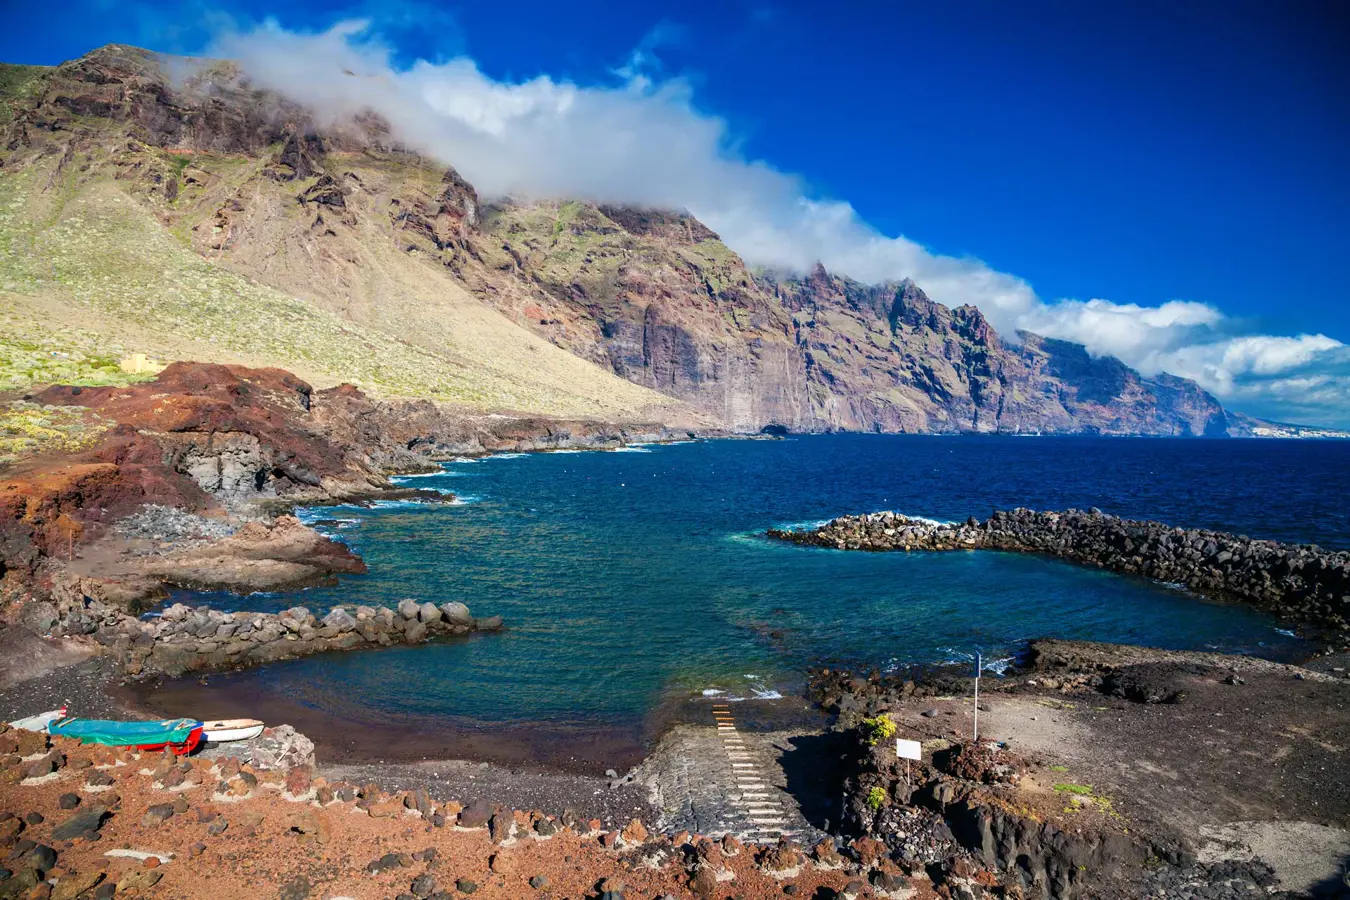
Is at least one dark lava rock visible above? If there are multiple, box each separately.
[57,794,80,810]
[870,870,909,891]
[366,852,404,874]
[0,869,38,897]
[529,874,550,889]
[410,873,437,898]
[457,799,493,829]
[278,875,312,900]
[26,844,57,874]
[22,813,41,827]
[141,803,176,827]
[1100,666,1189,704]
[51,806,109,841]
[455,878,478,894]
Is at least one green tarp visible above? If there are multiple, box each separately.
[49,717,201,747]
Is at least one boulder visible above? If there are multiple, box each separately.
[397,599,421,619]
[321,608,356,631]
[457,799,493,829]
[19,602,59,634]
[417,602,442,624]
[474,615,504,631]
[439,602,473,626]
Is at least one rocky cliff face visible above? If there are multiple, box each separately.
[0,45,1255,436]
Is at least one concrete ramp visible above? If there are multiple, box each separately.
[635,706,827,844]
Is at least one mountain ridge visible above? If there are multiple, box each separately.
[0,44,1281,436]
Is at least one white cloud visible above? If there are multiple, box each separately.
[210,19,1350,426]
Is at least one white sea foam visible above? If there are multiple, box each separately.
[699,674,785,702]
[896,512,958,526]
[1274,627,1298,637]
[713,691,785,702]
[390,468,450,480]
[937,647,1017,676]
[485,452,528,460]
[612,446,652,453]
[773,518,833,532]
[361,498,459,510]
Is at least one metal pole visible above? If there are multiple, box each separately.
[973,651,981,744]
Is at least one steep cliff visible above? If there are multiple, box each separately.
[0,45,1256,436]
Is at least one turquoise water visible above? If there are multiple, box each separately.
[172,435,1347,756]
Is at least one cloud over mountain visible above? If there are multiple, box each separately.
[213,18,1349,426]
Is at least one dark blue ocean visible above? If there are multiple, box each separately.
[164,436,1350,766]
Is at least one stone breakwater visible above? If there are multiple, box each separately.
[769,508,1350,634]
[60,597,503,679]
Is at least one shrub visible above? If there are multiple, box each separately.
[1053,783,1093,796]
[860,714,897,746]
[865,786,887,810]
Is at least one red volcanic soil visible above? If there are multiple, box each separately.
[0,730,892,900]
[0,362,386,604]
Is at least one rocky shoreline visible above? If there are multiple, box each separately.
[116,599,501,680]
[20,582,505,681]
[769,508,1350,639]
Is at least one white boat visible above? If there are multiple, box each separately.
[201,719,265,743]
[8,707,67,732]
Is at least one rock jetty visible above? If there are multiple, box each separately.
[45,596,503,679]
[769,508,1349,634]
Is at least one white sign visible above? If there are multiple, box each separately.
[895,738,922,761]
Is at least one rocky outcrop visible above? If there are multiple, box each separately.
[63,597,504,679]
[135,515,367,594]
[828,705,1140,899]
[32,362,391,508]
[770,508,1350,635]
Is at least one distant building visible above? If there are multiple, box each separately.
[118,353,167,375]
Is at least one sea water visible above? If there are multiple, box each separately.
[169,435,1349,761]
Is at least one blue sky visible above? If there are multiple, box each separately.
[4,0,1349,425]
